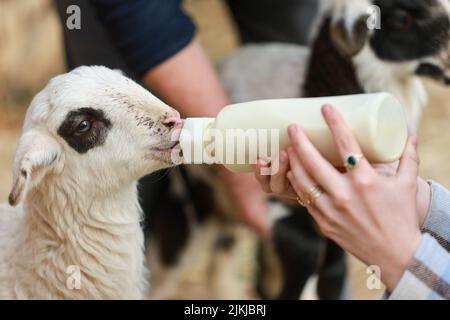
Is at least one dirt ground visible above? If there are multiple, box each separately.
[0,0,449,300]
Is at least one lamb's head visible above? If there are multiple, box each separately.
[317,0,450,85]
[8,66,182,206]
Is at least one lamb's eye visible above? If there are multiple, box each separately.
[76,120,92,133]
[385,10,414,31]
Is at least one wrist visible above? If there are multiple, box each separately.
[417,178,432,228]
[382,232,422,292]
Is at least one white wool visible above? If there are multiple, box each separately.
[352,46,428,132]
[309,0,372,44]
[0,66,180,299]
[219,43,310,103]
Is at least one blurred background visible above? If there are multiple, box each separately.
[0,0,449,300]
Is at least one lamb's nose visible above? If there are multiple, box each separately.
[161,116,182,129]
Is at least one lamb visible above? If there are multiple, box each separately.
[0,66,182,299]
[219,0,450,299]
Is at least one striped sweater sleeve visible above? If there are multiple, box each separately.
[389,234,450,299]
[422,181,450,251]
[389,181,450,300]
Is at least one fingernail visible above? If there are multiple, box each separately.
[287,171,293,181]
[411,136,418,148]
[288,124,298,137]
[322,104,334,117]
[256,159,267,167]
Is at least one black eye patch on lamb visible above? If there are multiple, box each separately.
[58,108,112,154]
[370,0,450,62]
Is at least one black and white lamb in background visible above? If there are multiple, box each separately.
[219,0,450,299]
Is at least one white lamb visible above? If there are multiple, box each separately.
[0,66,182,299]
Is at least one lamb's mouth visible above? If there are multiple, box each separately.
[151,141,182,163]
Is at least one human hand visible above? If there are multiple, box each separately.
[254,138,431,235]
[254,151,297,201]
[284,104,423,291]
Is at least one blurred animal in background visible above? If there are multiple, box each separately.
[219,0,450,299]
[143,164,252,299]
[0,66,182,299]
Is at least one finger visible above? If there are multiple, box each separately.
[321,104,374,175]
[307,206,329,237]
[287,170,306,203]
[288,124,344,196]
[397,136,420,184]
[270,150,290,194]
[254,160,272,193]
[373,162,399,177]
[287,169,333,217]
[287,149,330,212]
[287,167,341,233]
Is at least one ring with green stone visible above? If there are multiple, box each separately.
[344,153,365,169]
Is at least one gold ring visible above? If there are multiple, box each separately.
[344,153,365,170]
[296,195,309,207]
[307,185,324,206]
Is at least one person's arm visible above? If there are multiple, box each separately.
[142,38,227,117]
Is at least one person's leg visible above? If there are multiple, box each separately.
[317,239,349,299]
[225,0,318,45]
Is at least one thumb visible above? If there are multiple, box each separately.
[397,136,420,183]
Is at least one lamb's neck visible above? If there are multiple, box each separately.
[353,46,428,133]
[303,18,365,98]
[13,177,146,299]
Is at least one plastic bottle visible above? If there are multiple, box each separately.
[178,93,408,173]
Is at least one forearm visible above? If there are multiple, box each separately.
[142,38,229,117]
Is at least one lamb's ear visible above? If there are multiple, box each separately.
[330,14,371,57]
[8,130,62,206]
